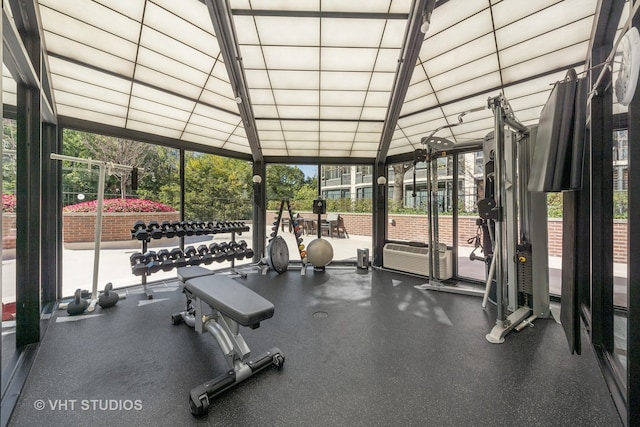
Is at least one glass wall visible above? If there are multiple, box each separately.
[184,151,253,270]
[60,130,181,296]
[2,119,17,374]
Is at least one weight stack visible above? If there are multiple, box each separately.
[516,244,533,306]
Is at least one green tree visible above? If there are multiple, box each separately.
[266,164,306,202]
[3,119,18,194]
[184,153,252,220]
[136,146,180,209]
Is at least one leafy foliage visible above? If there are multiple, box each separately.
[184,153,252,220]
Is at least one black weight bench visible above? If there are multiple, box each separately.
[172,275,284,416]
[176,266,215,283]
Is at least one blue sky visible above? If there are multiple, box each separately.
[297,165,317,178]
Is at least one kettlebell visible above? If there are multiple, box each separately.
[98,282,119,309]
[67,288,89,316]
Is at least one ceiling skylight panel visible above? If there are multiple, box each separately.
[319,131,356,142]
[245,70,271,88]
[249,88,276,105]
[134,66,202,99]
[283,131,318,141]
[248,0,319,11]
[321,71,371,90]
[281,120,319,132]
[131,83,196,112]
[422,35,495,76]
[262,148,289,156]
[192,103,242,125]
[427,0,490,35]
[380,19,409,49]
[321,48,378,72]
[439,93,494,117]
[181,132,226,147]
[253,105,278,117]
[277,105,319,119]
[150,0,214,32]
[52,75,129,106]
[204,76,236,99]
[364,91,390,107]
[389,0,412,13]
[320,106,362,120]
[56,104,125,127]
[50,58,133,94]
[356,121,384,132]
[420,9,493,61]
[235,17,260,46]
[436,73,501,104]
[405,79,433,102]
[354,132,380,142]
[140,27,215,73]
[39,1,140,42]
[92,0,145,21]
[504,91,552,111]
[128,96,192,121]
[255,16,319,46]
[398,109,444,128]
[321,90,366,106]
[197,93,237,116]
[128,109,186,131]
[374,48,401,72]
[259,140,287,149]
[500,42,588,83]
[428,55,499,91]
[401,93,438,115]
[44,32,135,76]
[183,123,234,140]
[491,0,593,29]
[136,48,209,87]
[274,89,319,106]
[267,70,319,89]
[210,61,231,83]
[349,150,378,158]
[189,114,238,134]
[256,120,282,131]
[222,141,251,154]
[322,0,392,13]
[287,149,320,157]
[496,18,592,51]
[368,72,395,91]
[55,91,127,117]
[144,2,220,55]
[40,8,138,61]
[319,141,352,151]
[320,121,358,132]
[322,18,385,48]
[359,107,387,121]
[127,119,183,138]
[261,46,320,70]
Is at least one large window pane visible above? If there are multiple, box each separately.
[184,151,253,269]
[2,118,17,373]
[61,130,180,296]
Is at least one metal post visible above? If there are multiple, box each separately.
[492,98,506,325]
[87,163,107,311]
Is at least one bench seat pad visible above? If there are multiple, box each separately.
[177,266,215,282]
[185,275,274,326]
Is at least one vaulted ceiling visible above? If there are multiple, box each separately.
[2,0,628,163]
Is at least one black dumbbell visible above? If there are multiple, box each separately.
[208,243,224,262]
[215,242,229,262]
[157,249,174,272]
[130,252,148,276]
[172,221,185,237]
[145,251,162,274]
[184,246,200,266]
[147,221,163,239]
[197,244,214,265]
[162,221,176,239]
[170,248,187,268]
[131,220,149,241]
[183,221,195,236]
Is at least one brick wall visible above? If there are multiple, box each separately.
[267,211,628,263]
[62,212,181,243]
[2,213,16,249]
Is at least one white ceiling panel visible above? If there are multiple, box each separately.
[255,16,319,46]
[56,104,126,127]
[322,18,386,48]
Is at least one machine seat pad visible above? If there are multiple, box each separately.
[185,276,274,326]
[177,266,215,282]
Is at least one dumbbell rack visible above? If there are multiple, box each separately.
[270,199,307,274]
[130,221,254,296]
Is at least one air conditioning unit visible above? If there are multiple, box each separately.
[383,243,452,280]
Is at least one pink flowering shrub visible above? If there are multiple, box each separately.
[64,198,176,213]
[2,194,16,213]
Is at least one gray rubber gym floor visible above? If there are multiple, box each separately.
[8,267,621,426]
